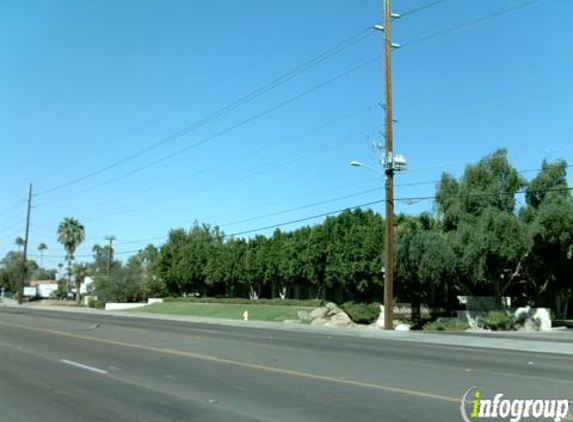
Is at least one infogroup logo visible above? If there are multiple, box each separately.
[460,387,571,422]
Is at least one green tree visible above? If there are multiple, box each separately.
[395,213,457,319]
[57,217,86,295]
[0,251,38,292]
[137,244,163,298]
[436,149,525,230]
[525,159,569,209]
[37,243,48,268]
[205,238,246,297]
[14,236,24,252]
[452,208,528,299]
[91,244,117,275]
[521,160,573,316]
[71,263,89,305]
[154,222,223,296]
[434,150,527,302]
[277,230,306,299]
[243,235,269,300]
[323,209,384,301]
[93,263,145,304]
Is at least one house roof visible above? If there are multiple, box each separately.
[29,279,58,287]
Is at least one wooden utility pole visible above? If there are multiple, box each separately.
[18,183,33,304]
[383,0,395,330]
[105,235,115,275]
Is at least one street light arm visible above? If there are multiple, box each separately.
[349,160,386,176]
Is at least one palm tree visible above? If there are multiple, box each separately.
[14,236,24,252]
[57,262,64,279]
[57,217,85,299]
[71,263,89,306]
[38,243,48,268]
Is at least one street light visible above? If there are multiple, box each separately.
[350,160,385,176]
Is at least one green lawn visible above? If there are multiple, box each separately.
[130,302,311,322]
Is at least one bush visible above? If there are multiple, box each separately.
[481,310,515,331]
[162,297,324,307]
[423,318,470,331]
[340,302,381,324]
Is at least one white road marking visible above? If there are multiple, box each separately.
[60,359,108,375]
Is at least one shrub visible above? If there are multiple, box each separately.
[340,302,381,324]
[423,318,470,331]
[481,310,515,331]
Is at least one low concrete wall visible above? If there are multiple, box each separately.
[105,298,164,311]
[105,303,147,311]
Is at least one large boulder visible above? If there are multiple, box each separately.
[325,302,340,312]
[297,310,311,321]
[514,307,552,331]
[310,318,328,326]
[309,307,328,319]
[306,303,354,327]
[326,312,353,327]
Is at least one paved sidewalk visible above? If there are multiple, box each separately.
[2,301,573,355]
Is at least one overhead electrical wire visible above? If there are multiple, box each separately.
[400,0,545,49]
[27,184,573,260]
[35,54,381,208]
[64,127,379,223]
[217,183,437,228]
[35,27,375,197]
[222,186,573,238]
[15,1,562,260]
[35,103,377,210]
[399,0,453,18]
[79,162,573,250]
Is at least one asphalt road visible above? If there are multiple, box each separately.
[1,307,572,422]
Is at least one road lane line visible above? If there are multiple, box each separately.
[0,320,459,403]
[2,319,571,413]
[60,359,108,375]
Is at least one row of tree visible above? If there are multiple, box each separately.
[1,150,571,317]
[144,150,572,317]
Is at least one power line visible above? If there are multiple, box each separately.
[218,181,439,228]
[399,0,452,18]
[0,198,26,215]
[36,27,374,197]
[35,103,377,210]
[25,185,573,261]
[400,0,545,48]
[55,180,435,248]
[59,127,378,223]
[225,186,573,238]
[224,198,387,238]
[100,163,572,248]
[35,55,381,207]
[406,147,573,175]
[30,0,553,210]
[0,213,25,228]
[26,150,573,245]
[26,160,573,248]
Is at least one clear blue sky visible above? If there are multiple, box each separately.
[1,0,571,269]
